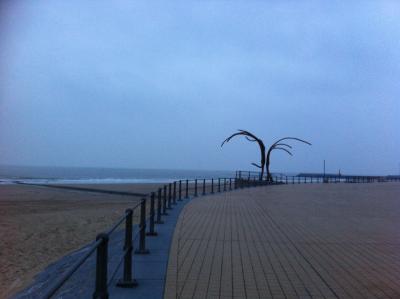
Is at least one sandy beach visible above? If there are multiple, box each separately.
[0,183,163,299]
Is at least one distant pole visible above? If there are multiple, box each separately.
[323,160,326,177]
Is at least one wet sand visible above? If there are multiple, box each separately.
[0,183,163,299]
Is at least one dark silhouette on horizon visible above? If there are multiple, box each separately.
[266,137,311,182]
[222,130,311,182]
[221,130,266,180]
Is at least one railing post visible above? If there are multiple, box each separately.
[156,188,164,223]
[223,178,226,191]
[285,176,288,184]
[163,185,169,213]
[234,178,237,189]
[194,179,198,197]
[178,180,182,201]
[117,209,137,288]
[173,181,177,204]
[218,178,221,192]
[229,178,232,190]
[185,180,189,198]
[147,192,157,236]
[202,179,206,195]
[93,233,109,299]
[168,184,172,208]
[211,178,214,193]
[135,198,149,254]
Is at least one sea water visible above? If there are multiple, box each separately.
[0,165,236,184]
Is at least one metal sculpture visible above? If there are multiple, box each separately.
[221,130,266,180]
[266,137,311,182]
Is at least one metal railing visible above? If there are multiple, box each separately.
[42,176,255,298]
[42,170,400,298]
[236,170,400,184]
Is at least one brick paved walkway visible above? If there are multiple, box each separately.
[164,183,400,299]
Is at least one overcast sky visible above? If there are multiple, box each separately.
[0,1,399,175]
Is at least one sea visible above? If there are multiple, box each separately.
[0,165,236,185]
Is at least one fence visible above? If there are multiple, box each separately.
[41,171,400,298]
[236,170,400,184]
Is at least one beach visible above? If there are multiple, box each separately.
[0,183,163,298]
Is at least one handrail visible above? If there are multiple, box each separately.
[42,200,144,299]
[105,210,131,236]
[41,170,399,298]
[42,238,102,298]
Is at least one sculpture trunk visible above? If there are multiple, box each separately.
[266,149,273,182]
[221,130,266,181]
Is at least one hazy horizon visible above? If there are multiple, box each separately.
[1,1,399,176]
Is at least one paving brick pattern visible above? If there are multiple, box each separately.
[164,183,400,299]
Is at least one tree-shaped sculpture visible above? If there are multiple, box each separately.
[266,137,311,182]
[221,130,266,180]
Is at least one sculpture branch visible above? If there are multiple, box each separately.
[272,147,293,156]
[251,163,262,168]
[221,130,266,180]
[274,143,292,149]
[266,137,311,182]
[246,136,257,142]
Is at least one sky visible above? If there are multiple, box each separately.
[0,1,399,175]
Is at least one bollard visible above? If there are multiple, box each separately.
[234,178,237,189]
[229,178,232,190]
[168,184,172,208]
[117,209,137,288]
[93,233,109,299]
[223,178,227,191]
[211,178,214,193]
[135,198,149,254]
[163,185,170,213]
[285,176,288,184]
[218,178,221,192]
[173,181,177,204]
[147,193,157,236]
[178,180,182,201]
[156,188,164,223]
[202,179,206,195]
[185,180,189,198]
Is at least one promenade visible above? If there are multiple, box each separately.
[164,183,400,299]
